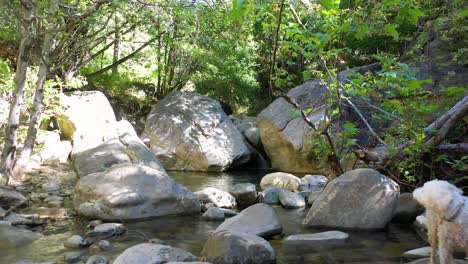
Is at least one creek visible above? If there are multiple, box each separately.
[0,170,426,263]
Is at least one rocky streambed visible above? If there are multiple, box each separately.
[1,170,429,264]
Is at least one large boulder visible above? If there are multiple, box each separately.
[201,231,276,264]
[303,168,399,229]
[73,163,200,220]
[113,243,196,264]
[73,121,166,177]
[392,193,424,224]
[57,91,118,154]
[215,203,282,238]
[260,172,301,191]
[141,92,254,171]
[257,65,381,174]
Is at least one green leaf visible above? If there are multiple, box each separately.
[384,24,399,40]
[303,71,311,81]
[320,0,340,10]
[461,9,468,18]
[343,122,358,133]
[291,109,301,118]
[355,24,369,40]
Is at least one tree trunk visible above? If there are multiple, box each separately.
[268,0,286,97]
[11,1,57,183]
[0,0,33,185]
[112,13,120,75]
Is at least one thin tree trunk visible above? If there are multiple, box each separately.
[156,29,162,98]
[268,0,286,97]
[85,37,157,79]
[112,13,120,75]
[0,0,34,185]
[12,2,57,182]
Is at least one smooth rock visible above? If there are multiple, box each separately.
[392,193,424,223]
[299,175,328,192]
[0,225,42,248]
[141,92,254,171]
[74,164,200,220]
[202,207,225,221]
[262,187,281,204]
[278,189,306,208]
[64,235,90,248]
[113,243,196,264]
[260,172,301,191]
[85,255,108,264]
[229,183,257,208]
[57,91,118,154]
[218,208,238,217]
[95,240,111,251]
[284,231,349,246]
[244,126,262,149]
[88,220,103,228]
[40,140,72,163]
[215,203,282,238]
[64,251,86,264]
[307,191,322,206]
[90,223,127,238]
[303,168,400,229]
[201,230,276,264]
[403,247,431,258]
[0,186,26,208]
[195,187,236,208]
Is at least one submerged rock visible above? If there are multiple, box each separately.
[64,235,90,248]
[284,231,349,245]
[85,255,108,264]
[141,92,254,171]
[201,230,276,264]
[0,225,42,248]
[215,203,282,238]
[113,243,196,264]
[303,168,399,229]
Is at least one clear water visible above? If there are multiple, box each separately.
[0,170,426,263]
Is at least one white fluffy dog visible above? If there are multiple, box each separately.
[413,180,468,264]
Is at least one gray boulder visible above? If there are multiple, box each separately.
[303,168,399,229]
[57,91,117,154]
[141,92,254,171]
[0,225,42,248]
[0,186,26,208]
[307,191,322,206]
[215,203,282,238]
[195,187,236,208]
[299,175,328,192]
[201,231,276,264]
[261,187,281,204]
[278,190,306,208]
[392,193,424,223]
[229,183,257,208]
[202,207,225,221]
[260,172,301,191]
[113,243,196,264]
[74,121,165,178]
[284,231,349,246]
[74,164,200,220]
[257,66,382,174]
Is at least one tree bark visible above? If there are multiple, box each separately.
[112,13,120,75]
[0,0,34,185]
[11,1,57,183]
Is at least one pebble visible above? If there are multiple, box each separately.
[85,255,108,264]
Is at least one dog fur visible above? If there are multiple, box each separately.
[413,180,468,264]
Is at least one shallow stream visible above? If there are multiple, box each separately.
[0,170,426,263]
